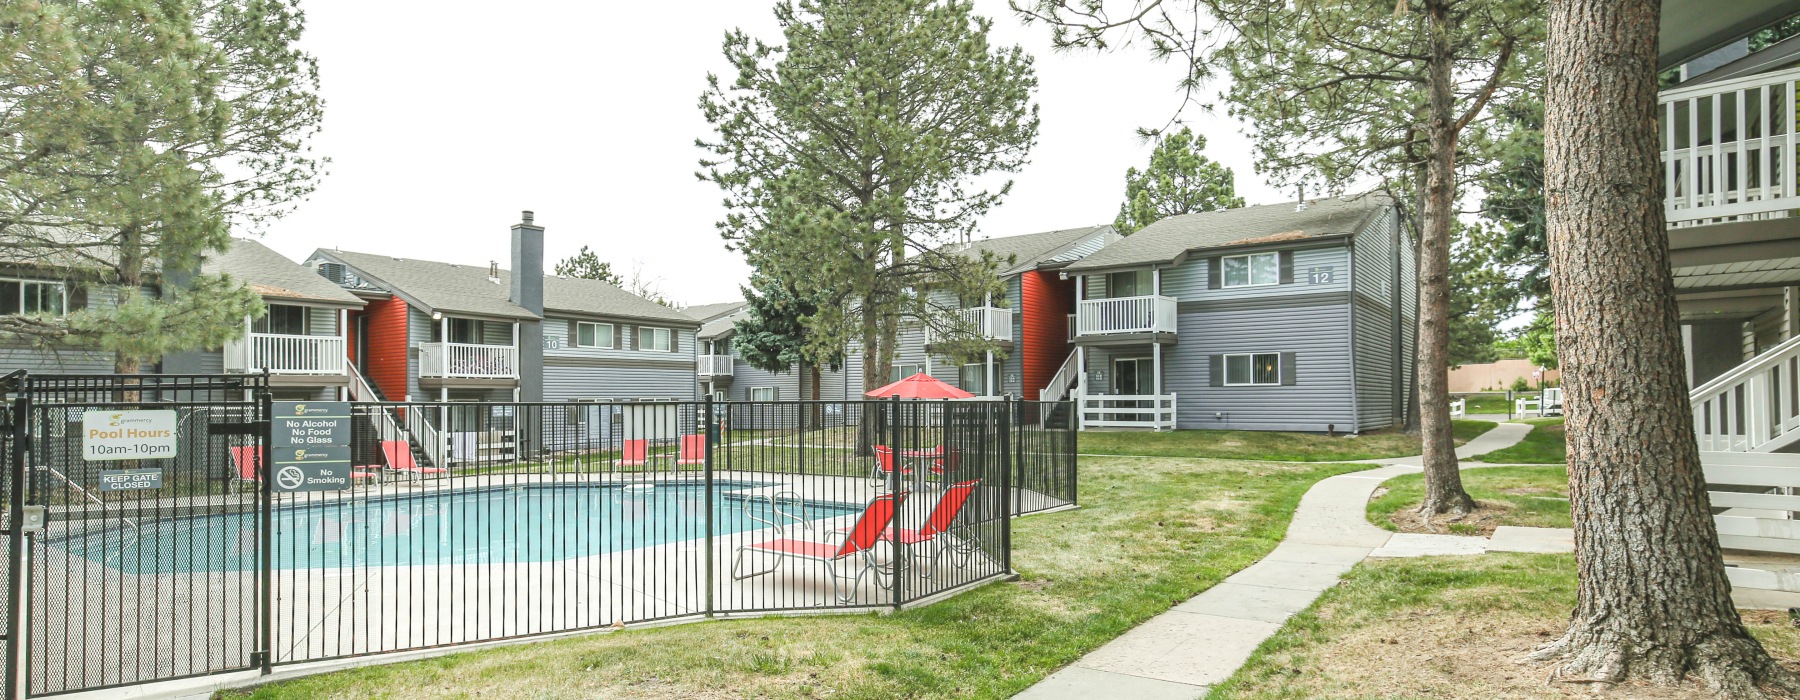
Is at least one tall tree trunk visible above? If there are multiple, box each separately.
[858,291,884,455]
[1414,0,1475,516]
[1525,0,1799,695]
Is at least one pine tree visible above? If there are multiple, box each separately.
[1113,127,1244,235]
[553,246,623,285]
[0,0,324,372]
[699,0,1039,398]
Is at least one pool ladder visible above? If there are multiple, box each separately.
[744,490,810,536]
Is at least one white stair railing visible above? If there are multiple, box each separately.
[1041,350,1083,403]
[1691,333,1800,453]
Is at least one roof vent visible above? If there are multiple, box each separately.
[1295,184,1307,212]
[521,210,534,225]
[488,261,501,284]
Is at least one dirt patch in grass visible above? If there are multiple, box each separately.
[1387,503,1522,537]
[1280,609,1756,699]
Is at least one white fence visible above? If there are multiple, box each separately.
[1078,393,1177,430]
[1076,295,1177,336]
[419,342,518,379]
[223,333,346,375]
[1661,65,1800,227]
[698,354,734,377]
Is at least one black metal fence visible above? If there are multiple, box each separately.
[0,376,1076,696]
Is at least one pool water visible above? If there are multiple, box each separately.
[57,483,860,574]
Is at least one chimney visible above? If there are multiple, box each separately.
[1295,184,1307,212]
[511,210,545,409]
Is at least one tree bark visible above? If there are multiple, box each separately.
[1526,0,1799,695]
[1414,0,1475,516]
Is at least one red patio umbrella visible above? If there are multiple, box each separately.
[864,372,975,399]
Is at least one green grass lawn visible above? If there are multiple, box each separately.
[218,456,1364,700]
[1208,554,1800,699]
[1077,420,1496,462]
[1471,418,1566,464]
[1366,465,1571,534]
[1457,394,1514,414]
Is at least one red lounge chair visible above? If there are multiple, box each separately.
[381,440,446,480]
[846,479,980,575]
[616,439,651,467]
[870,445,913,489]
[231,446,380,490]
[675,434,708,466]
[928,446,962,476]
[732,492,908,603]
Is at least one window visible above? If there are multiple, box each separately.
[0,279,65,316]
[890,363,926,383]
[1224,353,1282,386]
[431,317,491,344]
[960,364,987,396]
[1222,252,1280,287]
[575,321,615,348]
[636,326,673,352]
[253,304,309,335]
[1107,270,1153,297]
[750,387,777,402]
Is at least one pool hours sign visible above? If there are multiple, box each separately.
[82,410,178,461]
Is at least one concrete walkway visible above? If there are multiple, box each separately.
[1015,424,1534,700]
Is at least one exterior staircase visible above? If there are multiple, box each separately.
[347,361,439,470]
[1692,334,1800,563]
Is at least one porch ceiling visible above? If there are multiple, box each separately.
[1673,257,1800,292]
[1677,290,1784,321]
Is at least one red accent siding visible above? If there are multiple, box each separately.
[364,296,410,401]
[345,310,361,365]
[1020,270,1074,400]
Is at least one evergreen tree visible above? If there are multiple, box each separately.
[734,271,841,404]
[553,245,623,285]
[699,0,1039,397]
[1113,127,1244,235]
[0,0,324,372]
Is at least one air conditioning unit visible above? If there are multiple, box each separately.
[316,261,347,285]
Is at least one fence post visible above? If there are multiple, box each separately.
[890,395,902,611]
[6,392,30,700]
[257,382,274,675]
[704,395,716,618]
[999,398,1014,577]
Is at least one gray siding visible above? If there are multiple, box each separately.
[1166,298,1358,431]
[542,317,697,402]
[1160,245,1352,299]
[1349,206,1402,431]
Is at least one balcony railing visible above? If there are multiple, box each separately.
[699,354,734,377]
[223,332,346,375]
[419,342,518,379]
[960,306,1013,341]
[1077,295,1178,336]
[1661,65,1800,227]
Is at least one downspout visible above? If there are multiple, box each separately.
[1345,238,1361,433]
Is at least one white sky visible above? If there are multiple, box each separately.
[262,0,1286,307]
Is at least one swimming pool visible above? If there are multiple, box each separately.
[57,482,862,574]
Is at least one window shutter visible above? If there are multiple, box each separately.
[1206,258,1222,290]
[671,330,680,353]
[568,321,580,347]
[68,285,87,311]
[1280,352,1297,385]
[1209,355,1223,387]
[1279,251,1294,284]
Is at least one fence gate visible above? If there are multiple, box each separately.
[3,373,270,698]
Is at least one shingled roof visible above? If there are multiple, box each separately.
[945,225,1114,275]
[207,239,363,307]
[697,306,750,340]
[314,249,695,325]
[1063,193,1392,273]
[684,301,748,324]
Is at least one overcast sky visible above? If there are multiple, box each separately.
[262,1,1287,307]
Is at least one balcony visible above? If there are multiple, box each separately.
[699,354,734,377]
[223,333,346,375]
[1661,65,1800,227]
[419,342,517,379]
[1077,295,1178,337]
[960,306,1013,341]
